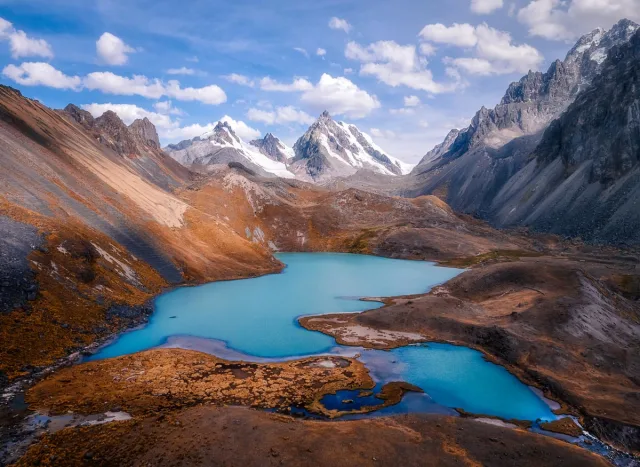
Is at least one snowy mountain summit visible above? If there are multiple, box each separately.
[165,112,410,182]
[289,111,412,182]
[164,121,294,178]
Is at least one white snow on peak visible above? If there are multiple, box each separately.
[590,47,607,65]
[204,123,295,179]
[276,139,295,160]
[314,118,412,176]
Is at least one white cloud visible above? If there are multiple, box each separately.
[165,80,227,105]
[445,57,495,75]
[162,122,216,141]
[83,72,227,104]
[473,23,543,73]
[259,76,314,92]
[186,56,199,63]
[293,47,309,58]
[82,103,175,129]
[518,0,640,41]
[316,48,327,57]
[419,23,478,47]
[329,17,352,33]
[0,17,54,59]
[96,32,135,66]
[220,115,261,140]
[167,67,195,75]
[84,72,165,98]
[345,40,460,93]
[404,95,421,107]
[300,73,380,119]
[419,23,543,75]
[223,73,255,87]
[2,62,81,89]
[370,128,396,139]
[419,43,437,56]
[471,0,504,14]
[247,106,314,125]
[153,100,183,115]
[344,68,354,74]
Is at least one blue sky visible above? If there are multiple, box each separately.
[0,0,637,163]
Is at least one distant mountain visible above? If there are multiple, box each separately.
[289,111,412,182]
[164,122,295,179]
[249,133,294,163]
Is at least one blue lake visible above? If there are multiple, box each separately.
[90,252,556,422]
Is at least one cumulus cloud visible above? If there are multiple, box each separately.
[259,76,314,92]
[419,23,478,47]
[83,72,227,104]
[2,62,80,89]
[471,0,504,14]
[328,17,352,33]
[2,62,228,105]
[96,32,135,66]
[419,43,437,56]
[420,23,543,75]
[220,115,261,140]
[164,80,227,105]
[153,100,184,115]
[167,67,195,75]
[345,40,460,93]
[0,17,54,59]
[223,73,255,87]
[404,95,421,107]
[517,0,640,41]
[300,73,380,119]
[246,105,314,125]
[316,48,327,57]
[84,72,165,98]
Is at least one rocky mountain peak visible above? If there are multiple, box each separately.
[63,104,95,128]
[249,133,293,163]
[129,117,160,149]
[93,111,138,157]
[290,115,409,181]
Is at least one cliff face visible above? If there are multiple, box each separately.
[488,29,640,244]
[406,20,640,245]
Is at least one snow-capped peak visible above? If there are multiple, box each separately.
[289,111,412,182]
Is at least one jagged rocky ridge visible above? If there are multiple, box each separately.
[290,111,411,182]
[406,19,640,244]
[164,122,294,178]
[249,133,294,163]
[164,112,411,182]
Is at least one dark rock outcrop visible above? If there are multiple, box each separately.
[129,117,160,149]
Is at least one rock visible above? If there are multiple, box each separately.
[129,118,160,149]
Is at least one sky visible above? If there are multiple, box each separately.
[0,0,638,164]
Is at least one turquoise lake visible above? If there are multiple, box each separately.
[90,252,556,422]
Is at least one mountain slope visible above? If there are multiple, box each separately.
[165,122,295,178]
[405,20,640,245]
[488,28,640,243]
[290,111,411,182]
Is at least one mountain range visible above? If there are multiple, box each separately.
[164,110,411,182]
